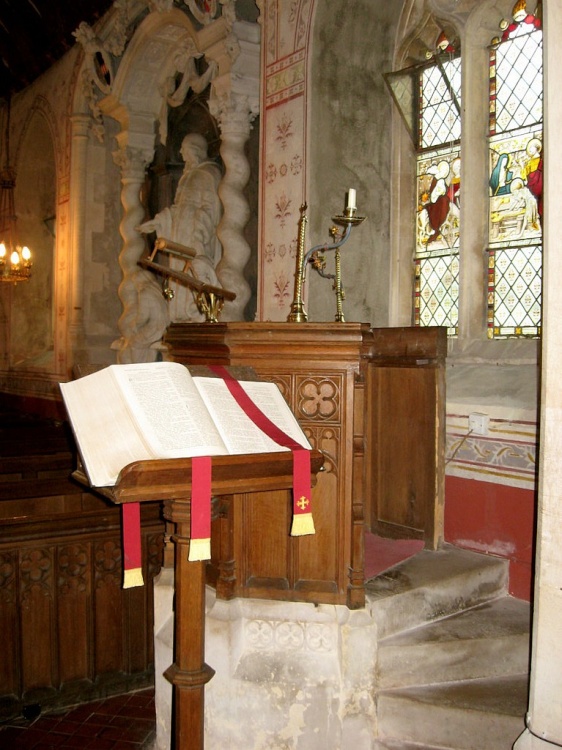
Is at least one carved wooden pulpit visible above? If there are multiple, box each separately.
[104,450,324,750]
[165,322,372,610]
[165,322,447,612]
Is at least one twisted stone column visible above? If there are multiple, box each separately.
[112,145,169,363]
[212,94,254,321]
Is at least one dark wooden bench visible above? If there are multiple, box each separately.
[0,412,164,721]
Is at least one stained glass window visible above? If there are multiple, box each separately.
[414,36,461,335]
[488,4,542,338]
[419,57,461,149]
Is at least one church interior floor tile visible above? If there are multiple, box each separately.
[0,688,155,749]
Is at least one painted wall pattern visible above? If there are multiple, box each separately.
[446,412,536,490]
[259,0,314,320]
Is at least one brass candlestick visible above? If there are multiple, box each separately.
[287,199,365,323]
[287,204,309,322]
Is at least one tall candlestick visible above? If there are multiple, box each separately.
[287,194,366,324]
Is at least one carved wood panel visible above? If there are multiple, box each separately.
[0,501,164,720]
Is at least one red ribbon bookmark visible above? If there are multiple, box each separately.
[208,365,315,536]
[188,455,212,561]
[122,502,144,588]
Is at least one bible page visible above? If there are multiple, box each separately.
[192,377,311,455]
[60,367,157,487]
[110,362,228,459]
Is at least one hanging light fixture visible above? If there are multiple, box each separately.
[0,99,32,283]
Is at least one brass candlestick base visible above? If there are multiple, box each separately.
[287,301,308,323]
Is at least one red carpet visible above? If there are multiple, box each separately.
[364,532,424,579]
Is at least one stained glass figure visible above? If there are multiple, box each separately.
[386,31,461,335]
[489,129,542,246]
[417,148,461,253]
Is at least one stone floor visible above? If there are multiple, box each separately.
[0,688,155,749]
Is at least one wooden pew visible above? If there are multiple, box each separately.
[0,413,164,721]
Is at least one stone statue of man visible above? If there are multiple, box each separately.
[137,133,223,321]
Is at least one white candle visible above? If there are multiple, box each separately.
[346,188,356,210]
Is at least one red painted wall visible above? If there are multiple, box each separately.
[445,475,536,601]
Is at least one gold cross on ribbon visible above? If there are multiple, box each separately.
[297,495,309,511]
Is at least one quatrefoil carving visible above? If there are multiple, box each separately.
[298,378,338,419]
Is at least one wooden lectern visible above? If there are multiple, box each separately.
[103,450,324,750]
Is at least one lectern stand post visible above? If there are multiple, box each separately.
[163,501,213,750]
[106,451,323,750]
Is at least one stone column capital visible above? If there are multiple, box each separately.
[210,19,260,127]
[112,145,152,182]
[70,114,93,138]
[210,91,256,135]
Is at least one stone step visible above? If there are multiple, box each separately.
[366,545,509,640]
[377,674,528,750]
[377,596,531,689]
[375,740,455,750]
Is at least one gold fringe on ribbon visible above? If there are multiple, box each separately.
[291,512,315,537]
[123,567,144,589]
[188,537,211,561]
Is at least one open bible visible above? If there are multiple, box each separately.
[60,361,311,488]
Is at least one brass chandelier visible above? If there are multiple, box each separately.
[0,100,32,283]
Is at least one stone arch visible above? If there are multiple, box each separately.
[15,95,62,183]
[103,7,228,147]
[10,103,57,370]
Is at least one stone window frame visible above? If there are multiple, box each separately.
[389,0,540,370]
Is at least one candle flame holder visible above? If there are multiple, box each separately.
[287,202,366,323]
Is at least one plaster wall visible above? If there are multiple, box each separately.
[11,113,56,369]
[445,477,535,600]
[257,0,314,320]
[307,0,402,326]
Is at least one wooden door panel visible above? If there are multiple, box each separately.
[365,327,446,549]
[372,367,435,534]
